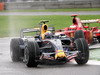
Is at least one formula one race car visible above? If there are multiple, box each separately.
[10,20,89,67]
[56,15,100,45]
[81,19,100,43]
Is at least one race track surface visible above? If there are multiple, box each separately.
[0,37,100,75]
[0,11,100,16]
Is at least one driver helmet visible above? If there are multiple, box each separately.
[70,25,77,29]
[44,31,53,39]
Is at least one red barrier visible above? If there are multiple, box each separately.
[0,2,4,11]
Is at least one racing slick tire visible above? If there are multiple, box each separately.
[10,38,24,62]
[24,41,40,67]
[97,37,100,43]
[99,39,100,43]
[74,38,89,65]
[74,30,85,40]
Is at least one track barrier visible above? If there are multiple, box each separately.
[0,2,4,11]
[5,1,100,10]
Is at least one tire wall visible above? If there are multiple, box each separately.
[5,1,100,10]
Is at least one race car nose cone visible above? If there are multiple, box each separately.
[55,50,66,59]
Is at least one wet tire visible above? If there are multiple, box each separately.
[74,30,85,40]
[10,38,24,62]
[24,41,40,67]
[74,38,89,65]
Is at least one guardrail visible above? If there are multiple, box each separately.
[5,1,100,10]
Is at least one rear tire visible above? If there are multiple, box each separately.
[74,30,84,40]
[24,41,40,67]
[10,38,24,62]
[74,38,89,65]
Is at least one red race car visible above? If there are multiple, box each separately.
[56,15,100,45]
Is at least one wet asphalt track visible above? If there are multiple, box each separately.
[0,11,100,16]
[0,37,100,75]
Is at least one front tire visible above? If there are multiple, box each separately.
[74,38,89,65]
[24,41,40,67]
[10,38,24,62]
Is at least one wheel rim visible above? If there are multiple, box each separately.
[24,47,29,64]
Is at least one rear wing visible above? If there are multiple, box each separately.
[20,27,55,38]
[21,28,40,33]
[20,28,40,38]
[81,19,100,24]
